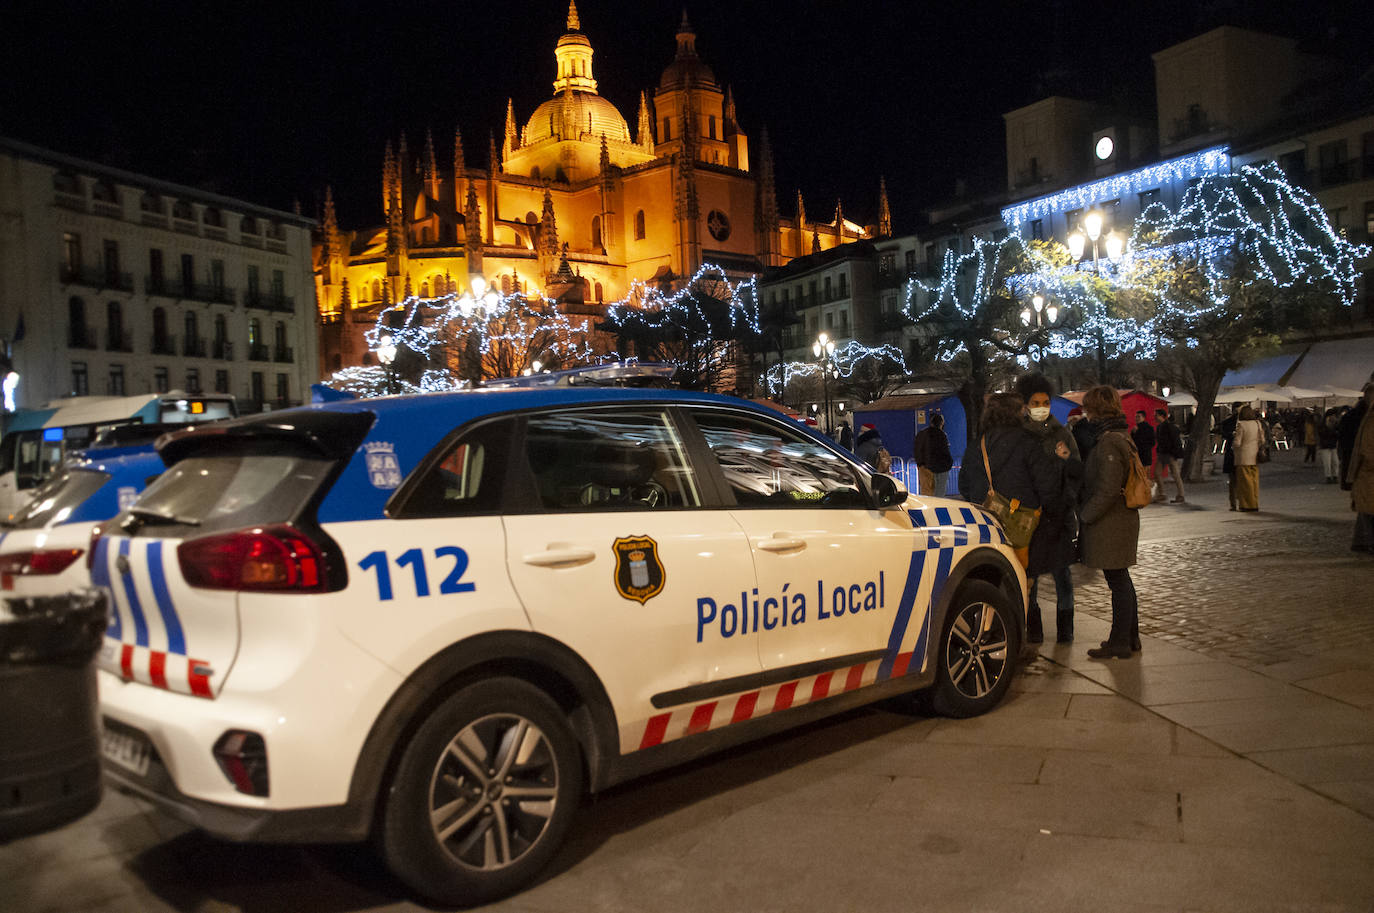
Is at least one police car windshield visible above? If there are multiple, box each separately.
[124,455,332,536]
[7,467,110,529]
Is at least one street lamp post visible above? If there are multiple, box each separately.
[1068,211,1125,384]
[1018,293,1066,370]
[812,332,836,435]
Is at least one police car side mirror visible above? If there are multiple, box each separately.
[870,472,907,509]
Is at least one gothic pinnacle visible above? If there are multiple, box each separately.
[567,0,580,30]
[878,176,892,238]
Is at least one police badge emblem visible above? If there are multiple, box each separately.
[363,441,403,489]
[612,535,665,604]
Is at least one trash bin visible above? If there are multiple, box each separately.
[0,589,108,841]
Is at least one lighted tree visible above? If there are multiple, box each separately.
[600,266,761,392]
[1128,161,1368,478]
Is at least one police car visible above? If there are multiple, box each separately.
[88,383,1027,904]
[1,433,165,599]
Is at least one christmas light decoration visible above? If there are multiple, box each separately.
[1001,145,1230,228]
[762,340,910,395]
[603,263,763,337]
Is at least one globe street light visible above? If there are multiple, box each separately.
[812,332,837,435]
[376,333,398,395]
[1019,293,1067,370]
[1067,210,1126,383]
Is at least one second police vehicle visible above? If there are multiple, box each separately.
[83,382,1028,904]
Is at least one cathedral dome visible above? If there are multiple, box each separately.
[524,91,632,146]
[658,12,717,89]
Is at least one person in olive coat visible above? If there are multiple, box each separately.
[960,392,1065,575]
[1079,385,1142,660]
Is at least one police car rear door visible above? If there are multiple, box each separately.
[686,407,915,685]
[501,406,760,754]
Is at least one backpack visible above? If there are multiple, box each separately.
[1121,436,1153,509]
[874,446,892,474]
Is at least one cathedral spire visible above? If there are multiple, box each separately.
[553,0,597,94]
[755,127,777,233]
[488,132,499,174]
[812,226,821,254]
[599,133,611,175]
[567,0,580,30]
[453,126,467,206]
[834,198,844,244]
[502,99,518,163]
[464,185,483,271]
[637,91,654,149]
[322,185,339,259]
[724,86,737,127]
[423,129,439,196]
[877,176,892,238]
[382,140,396,218]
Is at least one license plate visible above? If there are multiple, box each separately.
[101,721,152,777]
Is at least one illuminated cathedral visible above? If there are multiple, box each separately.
[314,2,885,374]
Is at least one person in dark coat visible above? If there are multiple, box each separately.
[1016,374,1081,643]
[1219,409,1239,509]
[960,392,1064,575]
[1131,410,1157,479]
[837,420,853,451]
[1079,386,1142,660]
[913,413,954,496]
[1153,408,1186,503]
[854,423,885,470]
[1070,408,1100,462]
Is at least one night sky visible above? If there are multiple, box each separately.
[7,0,1371,233]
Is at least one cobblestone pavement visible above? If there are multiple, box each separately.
[1058,494,1374,670]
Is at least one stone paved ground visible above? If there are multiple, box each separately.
[1068,522,1374,669]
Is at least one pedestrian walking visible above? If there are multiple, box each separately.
[913,413,953,497]
[1131,410,1157,501]
[959,392,1064,574]
[1077,386,1141,660]
[1302,409,1319,463]
[1232,404,1266,512]
[1219,409,1239,509]
[1339,398,1367,492]
[1153,408,1186,503]
[837,419,853,451]
[1317,410,1341,483]
[1016,374,1081,643]
[1347,383,1374,555]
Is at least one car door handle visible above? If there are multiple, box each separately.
[523,547,597,568]
[757,536,806,553]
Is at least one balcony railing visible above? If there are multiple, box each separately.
[273,346,294,363]
[183,336,207,358]
[248,343,271,361]
[61,265,134,292]
[212,339,234,360]
[92,200,122,219]
[245,291,295,313]
[106,328,134,353]
[150,333,178,356]
[54,191,87,213]
[68,326,98,349]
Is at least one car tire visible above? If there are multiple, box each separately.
[929,580,1019,718]
[379,677,583,906]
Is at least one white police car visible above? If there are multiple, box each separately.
[89,384,1026,904]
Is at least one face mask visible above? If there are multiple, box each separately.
[1028,407,1051,422]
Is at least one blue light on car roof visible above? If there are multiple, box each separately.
[42,428,64,442]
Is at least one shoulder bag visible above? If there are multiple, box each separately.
[1119,433,1153,509]
[979,436,1041,549]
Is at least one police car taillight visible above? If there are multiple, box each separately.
[0,548,85,579]
[178,525,325,592]
[213,730,269,796]
[86,522,107,570]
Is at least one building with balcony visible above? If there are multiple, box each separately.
[0,136,319,412]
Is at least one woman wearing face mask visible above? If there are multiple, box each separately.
[1016,374,1082,643]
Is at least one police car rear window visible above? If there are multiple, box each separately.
[123,455,332,535]
[7,468,110,529]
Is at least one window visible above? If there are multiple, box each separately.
[1030,219,1044,241]
[215,369,229,394]
[882,253,899,275]
[395,419,516,518]
[838,273,847,298]
[248,317,261,345]
[634,209,645,240]
[591,215,602,249]
[152,307,168,350]
[824,276,832,300]
[1138,188,1162,211]
[154,366,169,393]
[1065,208,1082,234]
[203,207,223,228]
[214,314,227,343]
[210,259,225,292]
[825,312,835,330]
[905,250,916,273]
[1365,200,1374,236]
[186,368,201,393]
[247,265,261,295]
[1328,207,1347,234]
[840,309,849,332]
[68,297,87,347]
[106,300,123,348]
[149,248,164,290]
[63,232,81,273]
[91,180,117,203]
[276,373,289,405]
[71,361,88,396]
[181,253,195,294]
[173,199,194,220]
[691,411,865,507]
[240,215,258,235]
[103,239,120,283]
[1319,139,1349,184]
[274,321,287,352]
[519,409,701,512]
[271,269,284,297]
[185,310,198,346]
[108,364,125,396]
[594,281,603,302]
[708,115,717,140]
[662,117,672,142]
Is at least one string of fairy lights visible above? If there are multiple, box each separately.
[328,160,1367,399]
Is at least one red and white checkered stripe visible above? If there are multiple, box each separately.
[113,642,213,699]
[632,650,918,752]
